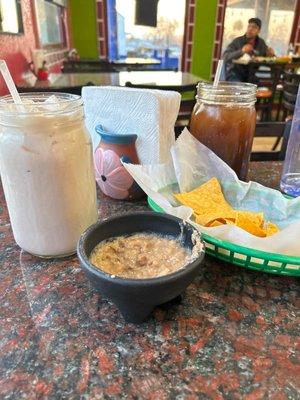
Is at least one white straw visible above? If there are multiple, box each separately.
[213,59,224,88]
[0,60,23,104]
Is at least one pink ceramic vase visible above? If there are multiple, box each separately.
[94,125,143,200]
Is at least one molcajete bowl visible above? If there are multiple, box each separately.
[77,212,205,323]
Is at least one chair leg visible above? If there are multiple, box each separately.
[276,92,283,121]
[266,101,273,121]
[261,106,268,122]
[272,137,281,151]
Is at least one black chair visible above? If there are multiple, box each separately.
[251,121,291,161]
[274,62,300,121]
[281,71,300,120]
[272,69,299,143]
[248,63,283,121]
[125,81,198,137]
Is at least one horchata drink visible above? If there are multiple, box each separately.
[190,82,257,181]
[0,93,98,258]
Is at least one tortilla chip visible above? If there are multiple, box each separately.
[206,217,237,227]
[175,178,233,219]
[195,210,237,226]
[265,221,280,236]
[174,177,280,237]
[207,220,224,227]
[235,213,267,237]
[237,211,264,228]
[223,218,236,225]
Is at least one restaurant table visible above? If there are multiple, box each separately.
[0,161,299,399]
[233,58,300,85]
[65,58,161,66]
[16,71,202,92]
[62,58,162,73]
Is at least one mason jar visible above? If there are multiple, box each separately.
[0,92,98,258]
[190,82,257,181]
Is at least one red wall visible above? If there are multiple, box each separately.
[0,0,70,96]
[0,0,37,95]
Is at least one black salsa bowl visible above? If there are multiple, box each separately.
[77,211,205,323]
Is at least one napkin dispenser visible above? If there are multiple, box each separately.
[82,86,181,165]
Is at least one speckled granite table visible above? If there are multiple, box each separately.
[0,161,299,400]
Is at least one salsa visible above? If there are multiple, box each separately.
[89,233,192,279]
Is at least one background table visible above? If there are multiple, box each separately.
[62,58,162,73]
[16,71,202,92]
[0,161,299,399]
[112,57,161,66]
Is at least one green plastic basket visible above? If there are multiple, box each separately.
[148,197,300,277]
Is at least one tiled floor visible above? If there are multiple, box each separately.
[252,137,282,152]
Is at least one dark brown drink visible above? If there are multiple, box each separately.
[190,82,257,181]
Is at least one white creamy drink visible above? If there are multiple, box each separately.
[0,93,98,257]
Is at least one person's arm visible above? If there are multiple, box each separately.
[223,39,252,63]
[259,38,275,57]
[222,40,244,63]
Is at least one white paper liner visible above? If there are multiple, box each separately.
[124,128,300,257]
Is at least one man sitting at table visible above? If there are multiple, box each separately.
[223,18,275,82]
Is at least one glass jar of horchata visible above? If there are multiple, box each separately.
[190,82,257,181]
[0,93,98,258]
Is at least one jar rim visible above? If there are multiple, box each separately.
[0,92,83,116]
[196,81,257,105]
[197,81,257,93]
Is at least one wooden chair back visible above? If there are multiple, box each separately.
[282,71,300,116]
[248,63,283,121]
[248,63,282,91]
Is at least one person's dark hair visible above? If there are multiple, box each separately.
[248,18,262,29]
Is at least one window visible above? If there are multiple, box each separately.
[35,0,66,46]
[114,0,185,69]
[222,0,297,56]
[0,0,23,34]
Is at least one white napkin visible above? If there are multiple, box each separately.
[82,86,181,164]
[124,128,300,257]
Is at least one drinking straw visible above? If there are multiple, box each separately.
[213,59,224,87]
[0,60,23,104]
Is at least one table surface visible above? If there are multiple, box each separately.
[112,58,161,65]
[65,58,161,65]
[1,161,299,399]
[233,58,300,68]
[250,58,300,65]
[16,71,202,90]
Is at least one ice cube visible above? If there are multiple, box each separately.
[43,94,70,113]
[19,98,39,113]
[44,95,60,104]
[22,99,35,104]
[1,98,37,113]
[42,95,62,112]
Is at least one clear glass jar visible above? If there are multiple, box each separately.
[190,82,257,181]
[0,93,98,258]
[280,96,300,197]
